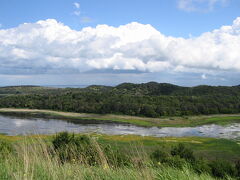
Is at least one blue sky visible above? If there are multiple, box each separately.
[0,0,240,86]
[1,0,240,37]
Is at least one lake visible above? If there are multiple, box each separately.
[0,115,239,139]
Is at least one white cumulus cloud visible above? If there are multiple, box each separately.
[0,18,240,75]
[73,2,80,9]
[73,11,81,16]
[73,2,81,16]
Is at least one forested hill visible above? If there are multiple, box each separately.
[0,82,240,117]
[110,82,240,96]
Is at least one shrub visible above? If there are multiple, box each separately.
[150,149,170,164]
[171,143,195,162]
[235,159,240,177]
[104,145,131,167]
[52,132,99,165]
[209,160,236,178]
[52,132,75,150]
[164,156,187,169]
[0,140,13,156]
[192,159,211,175]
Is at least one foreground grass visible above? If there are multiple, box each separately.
[0,135,223,180]
[0,162,215,180]
[0,160,215,180]
[0,108,240,127]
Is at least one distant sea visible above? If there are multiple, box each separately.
[44,85,89,88]
[0,84,116,88]
[0,85,89,88]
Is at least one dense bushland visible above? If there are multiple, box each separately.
[0,82,240,117]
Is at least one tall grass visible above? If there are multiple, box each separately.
[0,135,230,180]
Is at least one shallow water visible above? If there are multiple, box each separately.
[0,115,239,139]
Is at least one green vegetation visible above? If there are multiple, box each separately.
[0,133,240,180]
[0,82,240,119]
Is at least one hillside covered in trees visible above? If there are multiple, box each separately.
[0,82,240,117]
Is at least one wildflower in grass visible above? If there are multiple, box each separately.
[103,164,109,170]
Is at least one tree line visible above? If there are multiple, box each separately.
[0,82,240,117]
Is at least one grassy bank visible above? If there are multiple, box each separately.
[0,108,240,127]
[1,134,239,180]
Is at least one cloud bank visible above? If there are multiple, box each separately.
[0,18,240,75]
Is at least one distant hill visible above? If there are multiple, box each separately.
[113,82,240,96]
[114,82,184,95]
[1,82,240,96]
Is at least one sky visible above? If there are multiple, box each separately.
[0,0,240,87]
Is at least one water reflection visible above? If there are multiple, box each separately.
[0,115,239,139]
